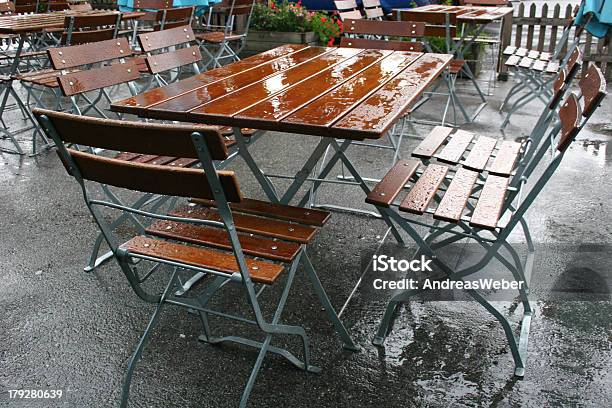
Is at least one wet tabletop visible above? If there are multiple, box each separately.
[395,4,514,23]
[111,45,453,140]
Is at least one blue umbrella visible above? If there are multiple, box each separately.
[117,0,222,16]
[575,0,611,38]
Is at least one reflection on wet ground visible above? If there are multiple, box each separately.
[1,50,611,407]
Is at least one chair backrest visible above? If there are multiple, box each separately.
[341,19,425,52]
[460,0,508,5]
[334,0,362,21]
[138,25,202,74]
[397,10,458,39]
[134,0,171,8]
[14,0,37,13]
[0,1,15,13]
[154,6,194,31]
[32,108,241,201]
[362,0,384,20]
[61,13,121,46]
[46,0,69,11]
[47,37,140,96]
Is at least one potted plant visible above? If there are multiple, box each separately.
[245,0,343,55]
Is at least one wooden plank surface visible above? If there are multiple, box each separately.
[365,159,419,207]
[0,10,143,33]
[469,175,509,230]
[434,168,478,222]
[461,136,497,171]
[412,126,453,159]
[434,130,473,163]
[399,164,448,214]
[488,140,521,175]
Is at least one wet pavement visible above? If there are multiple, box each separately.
[1,54,611,407]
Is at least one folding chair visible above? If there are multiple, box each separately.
[33,108,358,408]
[499,9,585,129]
[196,0,254,69]
[398,9,487,127]
[365,63,607,376]
[334,0,363,21]
[137,24,202,88]
[362,0,384,20]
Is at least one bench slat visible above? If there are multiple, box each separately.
[190,198,330,227]
[488,140,521,176]
[399,164,448,214]
[365,159,419,207]
[434,130,473,164]
[412,126,453,159]
[121,236,284,285]
[505,55,521,66]
[170,204,317,243]
[469,175,509,230]
[433,168,477,222]
[146,220,300,263]
[461,135,497,171]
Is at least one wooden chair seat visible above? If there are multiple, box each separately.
[14,68,80,88]
[366,159,510,230]
[411,125,522,176]
[195,31,243,43]
[121,235,285,284]
[449,59,465,74]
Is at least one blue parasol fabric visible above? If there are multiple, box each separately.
[117,0,221,16]
[575,0,612,38]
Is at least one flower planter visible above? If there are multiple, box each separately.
[243,30,319,57]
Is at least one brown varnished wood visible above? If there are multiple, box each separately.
[48,37,131,70]
[332,53,452,139]
[57,60,141,95]
[170,204,317,244]
[189,198,331,227]
[578,63,607,118]
[134,0,171,8]
[0,10,143,34]
[32,108,229,160]
[65,13,118,29]
[461,135,497,171]
[146,46,202,74]
[60,27,116,46]
[340,37,424,52]
[434,129,473,163]
[412,126,453,159]
[433,167,477,222]
[121,236,284,285]
[344,18,425,37]
[556,93,581,152]
[234,49,389,126]
[469,174,508,230]
[110,44,309,115]
[283,52,422,133]
[549,68,567,108]
[564,48,582,81]
[150,47,333,120]
[168,158,199,167]
[191,47,362,119]
[146,220,301,263]
[138,25,195,52]
[488,140,521,176]
[399,163,448,214]
[365,159,419,207]
[68,150,243,202]
[398,10,457,25]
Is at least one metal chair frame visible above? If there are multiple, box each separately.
[34,109,358,408]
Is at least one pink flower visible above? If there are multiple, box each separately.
[327,37,335,46]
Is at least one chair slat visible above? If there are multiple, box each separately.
[65,13,119,29]
[61,28,116,46]
[341,37,422,52]
[32,108,229,160]
[146,220,301,263]
[556,93,581,152]
[121,236,284,285]
[170,205,317,244]
[189,198,331,227]
[68,150,242,202]
[139,25,195,51]
[469,174,509,229]
[412,126,453,159]
[505,54,520,66]
[434,130,473,163]
[344,18,425,37]
[57,60,141,95]
[365,8,384,19]
[399,164,448,214]
[578,63,607,118]
[433,168,478,222]
[48,37,131,70]
[398,10,458,25]
[461,135,497,171]
[488,140,521,176]
[365,159,419,207]
[339,10,363,20]
[146,46,202,74]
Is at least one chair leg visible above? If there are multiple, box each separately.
[120,268,178,408]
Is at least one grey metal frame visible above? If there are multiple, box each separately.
[37,115,358,408]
